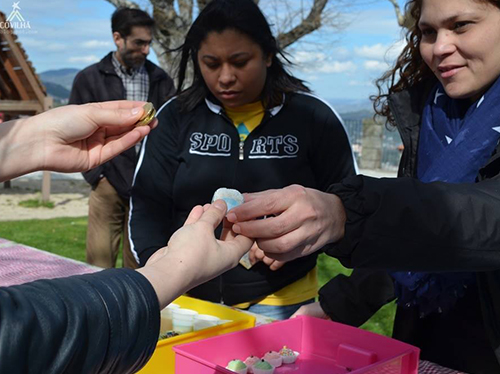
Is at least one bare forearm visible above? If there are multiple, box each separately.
[0,117,43,182]
[136,259,193,310]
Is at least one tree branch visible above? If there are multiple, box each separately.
[178,0,193,23]
[277,0,328,49]
[387,0,414,28]
[387,0,405,26]
[105,0,140,9]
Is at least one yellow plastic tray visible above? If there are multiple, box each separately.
[137,295,256,374]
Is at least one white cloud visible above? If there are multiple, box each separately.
[68,55,100,64]
[320,61,357,73]
[364,60,388,72]
[291,51,327,65]
[82,40,113,49]
[355,44,389,60]
[291,51,356,74]
[354,41,405,63]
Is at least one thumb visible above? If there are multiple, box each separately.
[198,200,227,229]
[86,103,145,130]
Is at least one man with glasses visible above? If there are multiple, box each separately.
[69,8,175,270]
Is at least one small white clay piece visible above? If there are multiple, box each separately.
[212,188,244,211]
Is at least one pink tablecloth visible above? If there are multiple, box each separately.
[418,361,467,374]
[0,238,99,287]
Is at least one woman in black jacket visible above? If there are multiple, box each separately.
[129,0,356,319]
[227,0,500,372]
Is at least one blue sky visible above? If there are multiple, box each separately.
[1,0,407,101]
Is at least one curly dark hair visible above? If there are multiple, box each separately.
[372,0,500,126]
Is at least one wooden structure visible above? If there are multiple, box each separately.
[0,11,53,200]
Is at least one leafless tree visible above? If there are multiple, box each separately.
[105,0,348,83]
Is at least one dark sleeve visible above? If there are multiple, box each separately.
[130,99,179,265]
[69,70,95,105]
[0,269,160,374]
[327,175,500,271]
[310,100,357,191]
[306,99,383,326]
[319,268,395,326]
[69,70,104,186]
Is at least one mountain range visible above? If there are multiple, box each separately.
[40,68,79,103]
[38,68,374,115]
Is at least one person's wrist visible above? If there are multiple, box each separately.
[326,193,346,243]
[136,253,197,309]
[9,116,44,174]
[21,115,46,171]
[136,265,184,310]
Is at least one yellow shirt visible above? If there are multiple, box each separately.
[224,101,265,141]
[225,101,318,307]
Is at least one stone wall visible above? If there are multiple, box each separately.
[360,118,383,170]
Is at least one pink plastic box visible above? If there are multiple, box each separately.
[174,316,419,374]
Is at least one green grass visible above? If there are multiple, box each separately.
[0,217,88,261]
[18,198,55,209]
[0,218,394,336]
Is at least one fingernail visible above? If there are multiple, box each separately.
[226,212,237,222]
[213,199,226,211]
[233,224,241,234]
[131,107,142,115]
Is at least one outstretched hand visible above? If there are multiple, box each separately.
[36,101,157,172]
[139,200,254,309]
[0,100,156,182]
[226,185,346,262]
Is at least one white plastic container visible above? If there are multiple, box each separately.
[172,308,198,333]
[160,303,180,334]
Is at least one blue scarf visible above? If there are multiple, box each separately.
[392,78,500,317]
